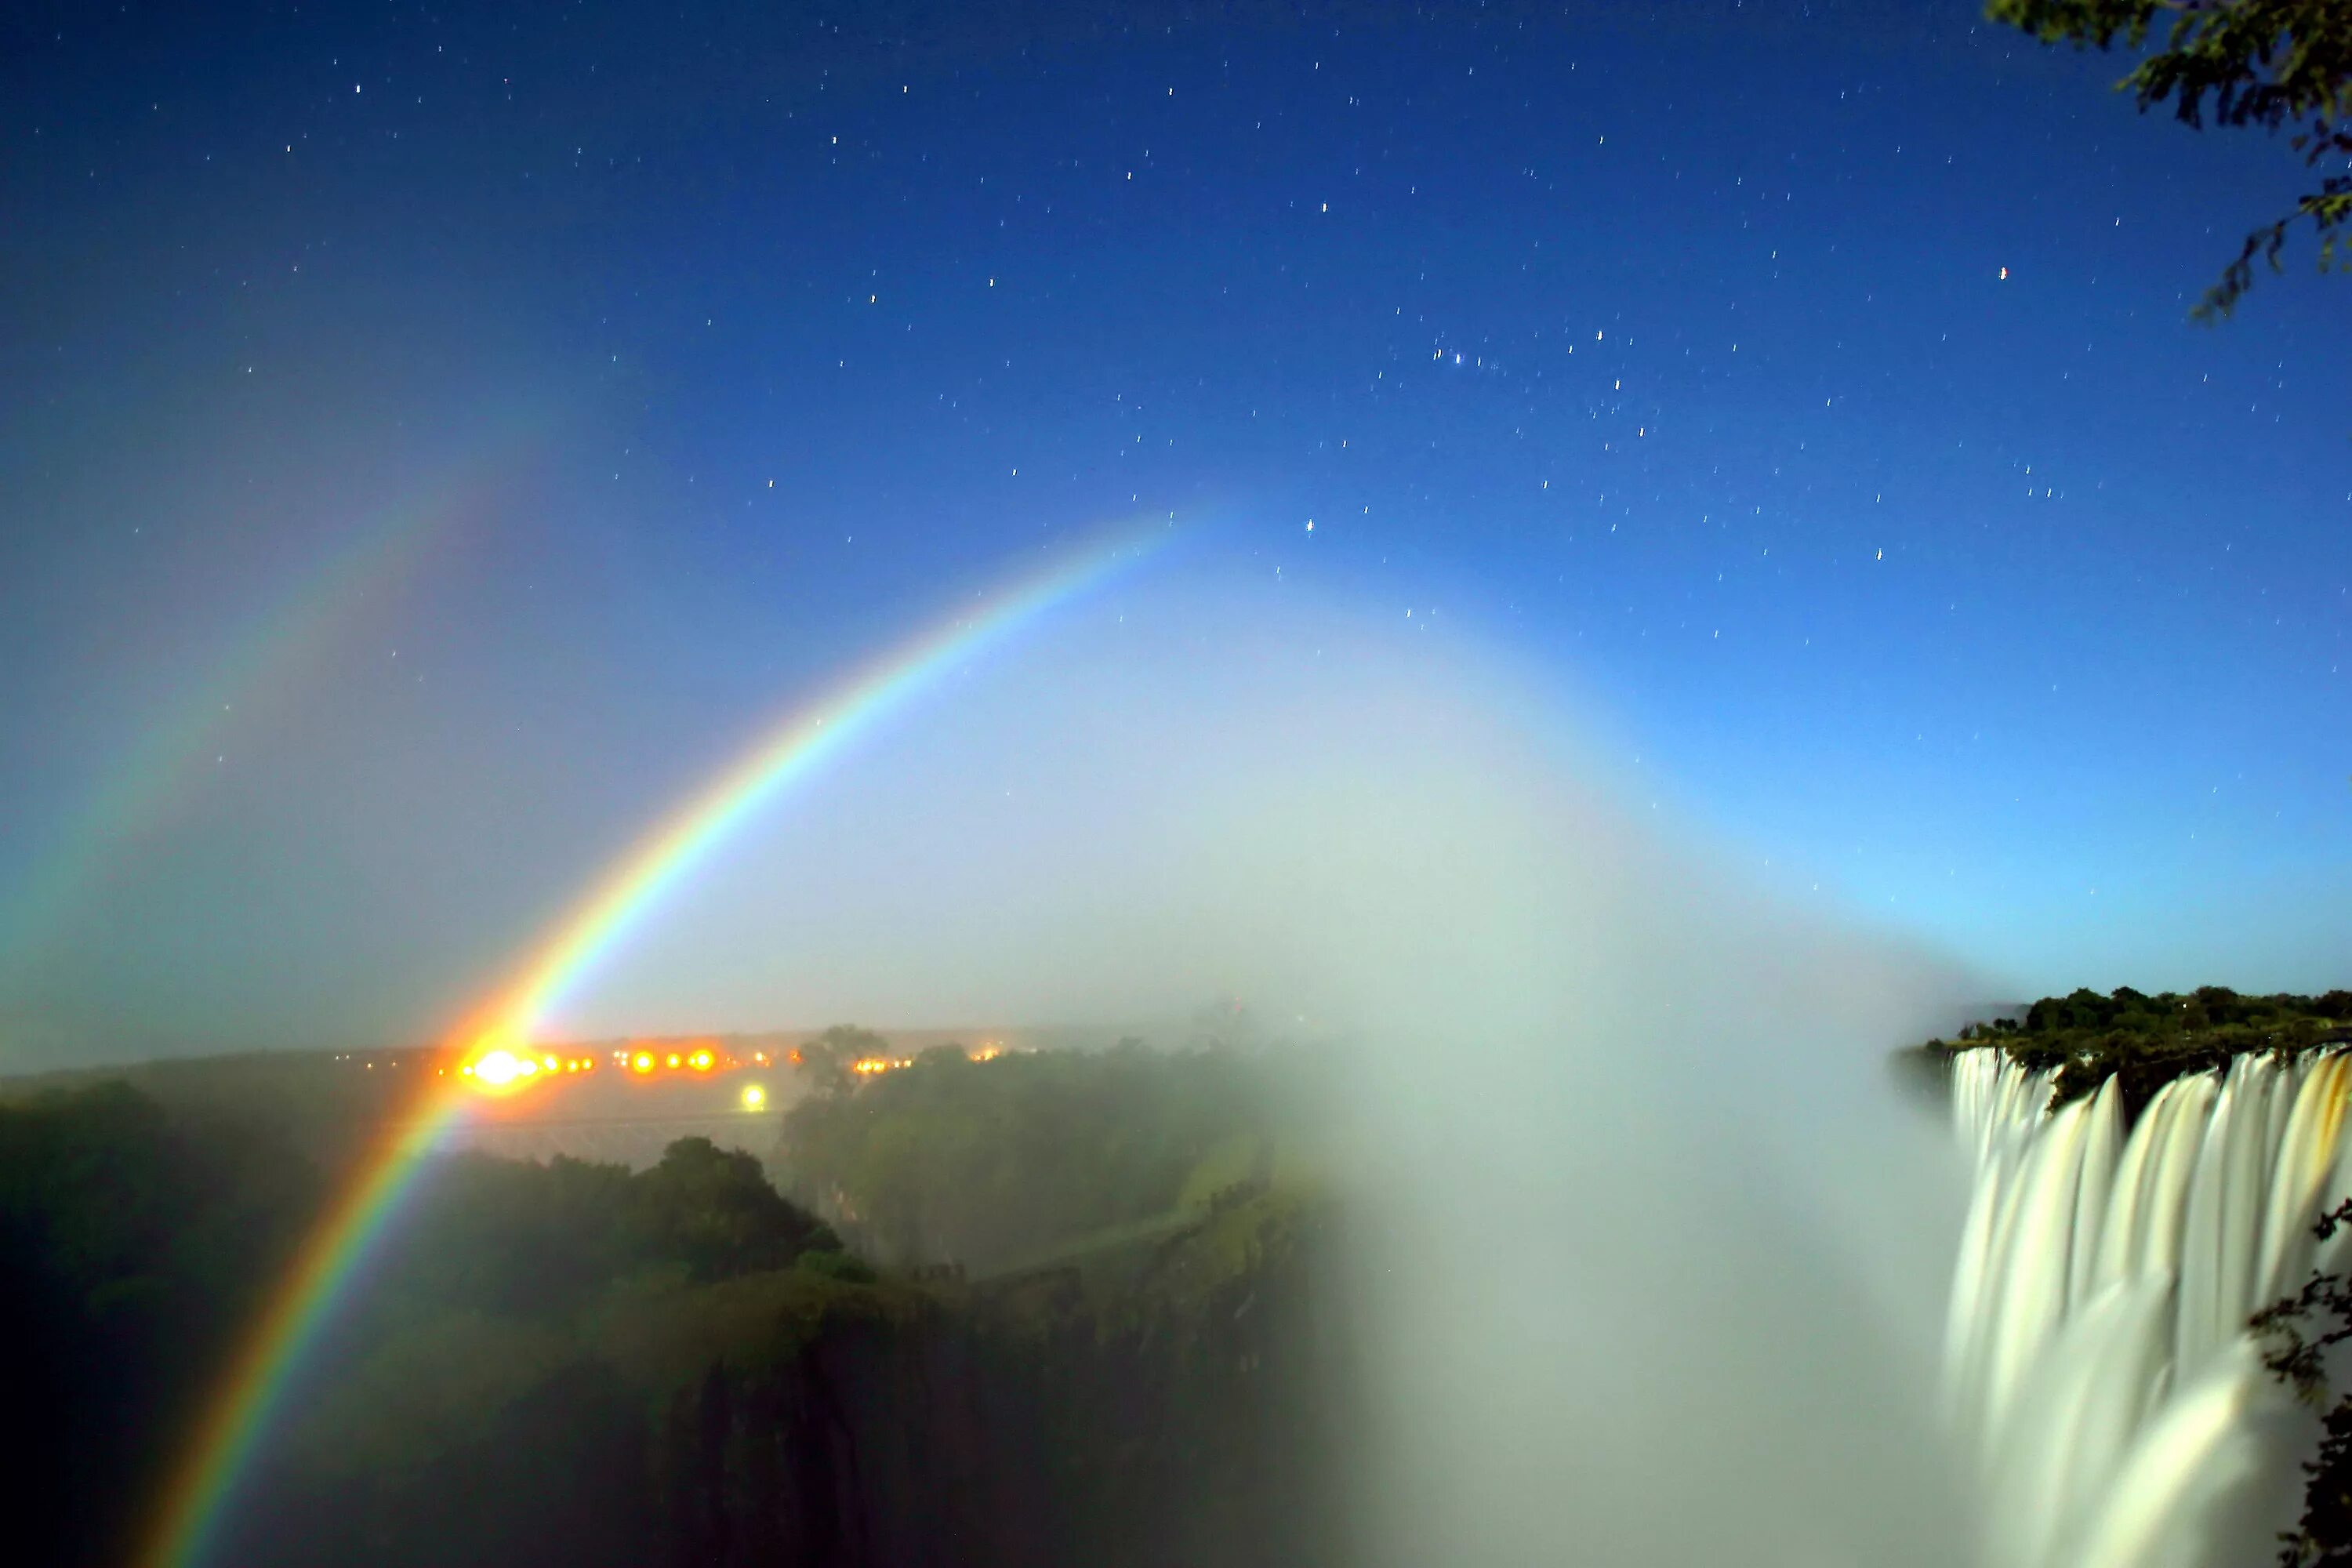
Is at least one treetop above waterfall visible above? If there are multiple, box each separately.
[1918,985,2352,1122]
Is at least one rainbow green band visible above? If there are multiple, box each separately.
[136,526,1164,1568]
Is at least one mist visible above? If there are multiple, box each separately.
[564,560,1987,1565]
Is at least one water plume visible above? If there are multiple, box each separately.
[575,563,1987,1566]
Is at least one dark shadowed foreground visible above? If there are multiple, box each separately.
[1,1040,1355,1568]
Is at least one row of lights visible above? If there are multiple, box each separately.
[459,1038,1009,1098]
[461,1049,598,1088]
[462,1041,768,1095]
[851,1042,1005,1075]
[618,1045,721,1074]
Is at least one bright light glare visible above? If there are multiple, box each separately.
[473,1050,523,1086]
[740,1083,766,1111]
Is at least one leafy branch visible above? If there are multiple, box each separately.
[2251,1196,2352,1566]
[1990,0,2352,317]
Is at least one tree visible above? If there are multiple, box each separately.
[630,1137,838,1282]
[791,1024,891,1096]
[1991,0,2352,317]
[0,1083,318,1568]
[2252,1198,2352,1566]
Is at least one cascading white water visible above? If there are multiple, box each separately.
[1947,1047,2352,1568]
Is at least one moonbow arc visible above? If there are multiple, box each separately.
[132,528,1165,1568]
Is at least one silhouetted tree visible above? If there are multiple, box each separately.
[630,1135,838,1281]
[1991,0,2352,318]
[794,1023,892,1096]
[0,1083,317,1567]
[2253,1199,2352,1566]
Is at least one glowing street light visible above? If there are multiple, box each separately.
[471,1049,527,1088]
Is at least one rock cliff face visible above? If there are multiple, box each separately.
[652,1195,1356,1568]
[242,1191,1356,1568]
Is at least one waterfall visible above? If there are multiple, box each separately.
[1946,1048,2352,1568]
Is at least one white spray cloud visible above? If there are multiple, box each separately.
[572,561,1988,1565]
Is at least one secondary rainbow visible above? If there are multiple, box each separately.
[136,526,1165,1568]
[0,423,537,971]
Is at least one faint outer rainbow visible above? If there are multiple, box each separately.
[0,408,548,973]
[136,525,1166,1568]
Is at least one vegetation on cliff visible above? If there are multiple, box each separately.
[2254,1196,2352,1568]
[1915,985,2352,1119]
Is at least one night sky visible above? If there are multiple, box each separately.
[2,1,2345,1065]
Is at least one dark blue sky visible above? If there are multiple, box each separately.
[2,1,2344,1062]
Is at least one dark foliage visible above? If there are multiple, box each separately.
[2,1054,1341,1568]
[649,1192,1355,1568]
[0,1083,318,1568]
[631,1137,844,1282]
[345,1136,843,1334]
[790,1024,895,1097]
[1921,985,2351,1120]
[1989,0,2352,318]
[2253,1200,2352,1566]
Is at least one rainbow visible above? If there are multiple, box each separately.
[136,526,1165,1568]
[0,409,549,973]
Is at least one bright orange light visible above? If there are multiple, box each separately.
[691,1050,713,1071]
[666,1054,681,1069]
[632,1052,654,1073]
[472,1049,528,1088]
